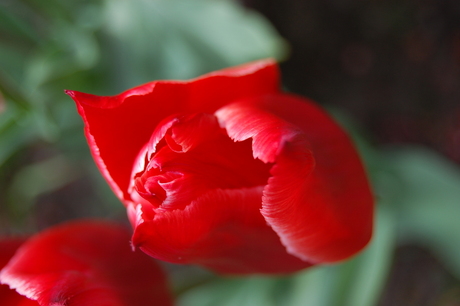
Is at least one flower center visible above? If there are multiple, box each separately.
[130,113,271,210]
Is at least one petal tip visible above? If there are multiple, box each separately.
[64,89,101,106]
[64,89,75,97]
[210,58,277,78]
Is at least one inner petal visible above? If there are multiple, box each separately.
[130,113,272,210]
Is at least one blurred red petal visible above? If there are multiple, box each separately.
[65,59,279,202]
[0,239,26,277]
[132,187,311,274]
[0,221,172,306]
[216,94,373,263]
[0,238,38,306]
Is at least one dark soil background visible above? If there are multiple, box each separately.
[244,0,460,163]
[243,0,460,305]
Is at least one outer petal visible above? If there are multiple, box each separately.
[65,59,279,201]
[215,94,373,264]
[131,187,312,274]
[0,238,38,306]
[0,220,173,306]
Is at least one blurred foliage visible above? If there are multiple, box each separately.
[382,148,460,279]
[1,0,460,305]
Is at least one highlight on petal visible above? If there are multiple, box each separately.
[131,187,312,274]
[0,220,173,306]
[215,94,374,264]
[0,238,38,306]
[65,59,280,203]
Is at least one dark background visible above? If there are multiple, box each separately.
[245,0,460,163]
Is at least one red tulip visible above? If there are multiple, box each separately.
[66,59,374,274]
[0,220,173,306]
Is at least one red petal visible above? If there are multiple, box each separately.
[0,239,26,276]
[130,113,271,210]
[131,187,312,274]
[66,59,279,201]
[0,221,172,306]
[215,94,374,263]
[0,238,38,306]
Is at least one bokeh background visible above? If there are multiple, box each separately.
[1,0,459,305]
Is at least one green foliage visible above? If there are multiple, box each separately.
[381,148,460,279]
[102,0,287,87]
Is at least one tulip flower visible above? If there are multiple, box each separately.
[0,220,173,305]
[66,59,374,274]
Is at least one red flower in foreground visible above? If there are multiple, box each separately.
[0,238,36,305]
[66,59,374,274]
[0,220,173,306]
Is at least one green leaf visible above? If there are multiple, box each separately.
[25,26,99,89]
[0,4,40,43]
[7,154,81,220]
[101,0,288,88]
[0,69,32,111]
[382,147,460,279]
[0,106,34,167]
[178,276,288,306]
[171,0,288,66]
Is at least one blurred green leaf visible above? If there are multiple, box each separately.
[0,69,31,111]
[0,104,34,167]
[25,25,99,89]
[7,154,81,219]
[173,0,288,67]
[0,2,40,43]
[102,0,288,89]
[382,147,460,279]
[178,275,288,306]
